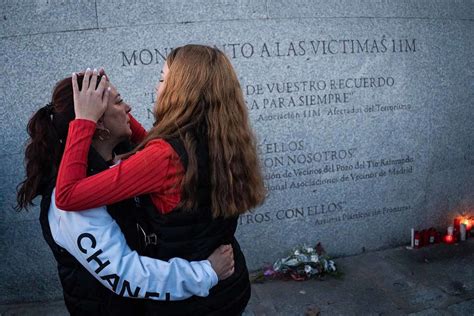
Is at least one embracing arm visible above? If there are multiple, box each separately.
[56,70,179,211]
[55,119,182,211]
[49,191,218,300]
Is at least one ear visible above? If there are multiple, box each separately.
[96,118,105,130]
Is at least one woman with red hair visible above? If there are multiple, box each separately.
[56,45,266,315]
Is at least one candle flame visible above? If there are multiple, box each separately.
[461,218,472,230]
[444,235,454,243]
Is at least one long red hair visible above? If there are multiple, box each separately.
[136,45,266,218]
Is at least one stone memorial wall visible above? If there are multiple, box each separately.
[1,0,473,303]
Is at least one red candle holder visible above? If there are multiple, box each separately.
[444,234,454,244]
[419,229,426,247]
[453,227,460,240]
[428,228,436,244]
[454,217,462,231]
[423,229,432,246]
[414,231,421,248]
[435,231,442,244]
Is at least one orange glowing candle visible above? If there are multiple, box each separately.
[461,218,472,231]
[444,234,454,244]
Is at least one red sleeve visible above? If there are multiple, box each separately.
[129,113,147,144]
[55,119,183,211]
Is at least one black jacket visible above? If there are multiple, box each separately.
[136,136,251,316]
[39,146,144,315]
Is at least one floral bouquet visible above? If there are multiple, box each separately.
[252,243,340,282]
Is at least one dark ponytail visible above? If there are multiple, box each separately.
[15,75,82,210]
[15,105,61,210]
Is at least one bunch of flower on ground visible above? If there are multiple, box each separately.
[252,243,341,282]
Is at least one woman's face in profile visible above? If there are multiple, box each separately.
[154,61,169,112]
[101,83,132,141]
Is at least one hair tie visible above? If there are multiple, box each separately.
[45,102,54,115]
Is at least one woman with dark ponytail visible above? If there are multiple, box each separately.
[16,83,74,210]
[16,72,235,315]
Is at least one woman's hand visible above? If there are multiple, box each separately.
[207,244,235,280]
[72,68,110,122]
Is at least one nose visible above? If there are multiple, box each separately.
[125,103,131,113]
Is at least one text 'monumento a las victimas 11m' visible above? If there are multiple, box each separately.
[0,0,473,303]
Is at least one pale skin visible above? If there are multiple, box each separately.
[72,68,235,280]
[154,62,168,113]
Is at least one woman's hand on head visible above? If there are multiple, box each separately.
[207,244,235,281]
[72,68,110,122]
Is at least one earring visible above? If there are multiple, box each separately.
[97,128,111,141]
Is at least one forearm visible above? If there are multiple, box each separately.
[69,236,217,300]
[55,120,181,211]
[52,196,218,300]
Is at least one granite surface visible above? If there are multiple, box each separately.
[96,0,267,28]
[267,0,474,20]
[0,0,97,38]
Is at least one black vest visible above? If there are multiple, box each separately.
[39,147,144,315]
[137,137,251,316]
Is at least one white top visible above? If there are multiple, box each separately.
[48,189,218,301]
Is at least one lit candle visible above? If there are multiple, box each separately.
[429,228,436,244]
[444,226,455,244]
[447,226,454,236]
[461,218,472,231]
[414,231,421,248]
[466,218,473,238]
[444,234,454,244]
[460,224,467,241]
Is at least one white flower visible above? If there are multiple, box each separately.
[294,249,300,255]
[310,255,319,263]
[328,260,337,272]
[284,258,299,266]
[273,259,283,271]
[304,265,312,274]
[296,254,308,262]
[306,247,314,253]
